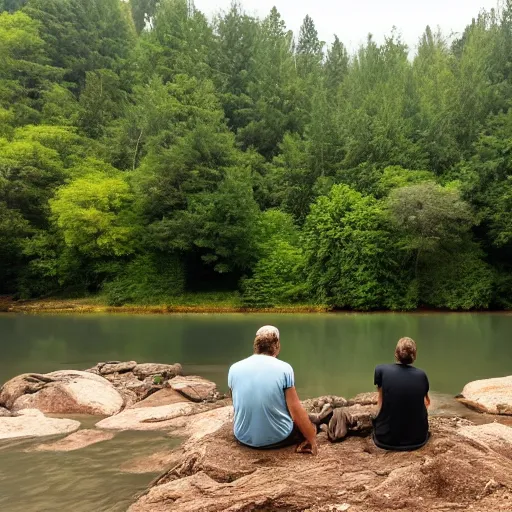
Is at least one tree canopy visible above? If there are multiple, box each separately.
[1,0,511,310]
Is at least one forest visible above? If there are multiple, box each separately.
[0,0,511,310]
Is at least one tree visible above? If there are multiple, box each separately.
[236,7,304,159]
[0,11,60,125]
[50,171,136,258]
[325,35,349,92]
[296,15,324,78]
[24,0,135,91]
[387,182,474,271]
[134,0,214,83]
[303,184,414,310]
[242,209,307,306]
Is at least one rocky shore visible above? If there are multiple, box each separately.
[0,362,511,511]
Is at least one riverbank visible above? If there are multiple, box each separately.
[3,295,512,315]
[0,295,329,314]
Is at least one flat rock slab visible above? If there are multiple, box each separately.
[30,429,115,452]
[129,417,512,512]
[131,388,189,409]
[96,402,197,431]
[0,409,80,440]
[169,375,218,402]
[457,375,512,415]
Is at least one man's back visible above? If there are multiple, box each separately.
[228,354,294,448]
[374,363,429,450]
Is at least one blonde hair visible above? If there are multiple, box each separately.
[254,325,280,355]
[395,337,417,365]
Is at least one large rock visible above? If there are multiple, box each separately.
[0,373,54,409]
[3,371,124,416]
[0,409,80,440]
[131,388,189,409]
[169,375,219,402]
[30,429,115,452]
[0,407,10,417]
[129,416,512,512]
[457,375,512,415]
[85,361,184,406]
[88,361,138,375]
[133,363,182,380]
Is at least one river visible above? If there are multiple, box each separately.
[0,312,511,511]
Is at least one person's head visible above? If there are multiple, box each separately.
[395,337,417,365]
[253,325,280,357]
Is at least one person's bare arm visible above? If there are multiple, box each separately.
[425,393,431,408]
[377,387,383,410]
[285,387,318,455]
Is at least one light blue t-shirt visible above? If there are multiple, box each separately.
[228,354,295,448]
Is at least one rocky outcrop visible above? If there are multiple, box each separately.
[129,413,512,512]
[1,371,124,416]
[457,375,512,415]
[30,429,115,452]
[0,409,80,440]
[86,361,184,406]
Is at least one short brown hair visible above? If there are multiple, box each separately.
[253,325,280,355]
[395,337,417,365]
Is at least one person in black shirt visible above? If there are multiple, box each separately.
[373,337,430,451]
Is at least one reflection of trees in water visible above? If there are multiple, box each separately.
[0,314,511,396]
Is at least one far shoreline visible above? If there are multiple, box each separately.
[1,296,511,315]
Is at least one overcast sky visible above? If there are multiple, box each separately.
[194,0,500,53]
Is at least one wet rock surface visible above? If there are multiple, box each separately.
[457,375,512,415]
[0,409,80,440]
[30,429,115,452]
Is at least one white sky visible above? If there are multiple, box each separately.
[194,0,500,53]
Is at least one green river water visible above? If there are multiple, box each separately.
[0,312,511,511]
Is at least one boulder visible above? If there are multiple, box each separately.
[0,409,80,440]
[0,373,54,409]
[88,361,138,376]
[30,429,115,452]
[169,375,219,402]
[0,407,10,417]
[457,375,512,415]
[129,416,512,512]
[5,370,124,416]
[131,388,189,409]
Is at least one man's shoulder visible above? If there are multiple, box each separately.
[273,358,293,374]
[229,356,253,373]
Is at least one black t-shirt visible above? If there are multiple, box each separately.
[373,363,429,451]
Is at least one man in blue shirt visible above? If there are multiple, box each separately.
[228,325,317,454]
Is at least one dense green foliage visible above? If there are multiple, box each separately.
[1,0,511,310]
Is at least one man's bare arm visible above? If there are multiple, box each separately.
[285,387,318,455]
[425,393,430,408]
